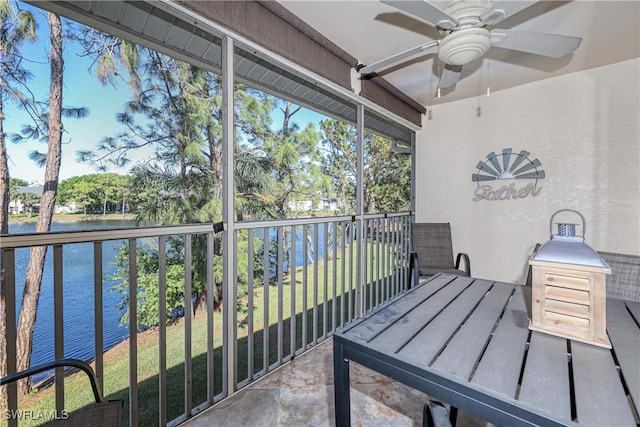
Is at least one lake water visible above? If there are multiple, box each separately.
[7,219,134,375]
[6,219,337,378]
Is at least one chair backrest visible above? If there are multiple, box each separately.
[412,223,455,269]
[525,243,542,286]
[598,251,640,302]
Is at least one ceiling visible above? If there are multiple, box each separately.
[278,1,640,107]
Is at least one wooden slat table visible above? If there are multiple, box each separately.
[333,274,640,426]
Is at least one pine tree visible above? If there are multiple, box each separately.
[0,0,37,406]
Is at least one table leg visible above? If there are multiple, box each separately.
[333,340,351,427]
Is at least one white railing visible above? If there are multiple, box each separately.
[0,212,412,426]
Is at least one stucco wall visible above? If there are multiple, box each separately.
[415,58,640,283]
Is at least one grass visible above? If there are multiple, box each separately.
[1,240,407,426]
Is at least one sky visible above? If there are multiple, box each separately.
[5,4,156,184]
[5,2,328,186]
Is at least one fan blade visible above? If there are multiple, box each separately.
[490,29,582,58]
[381,0,459,30]
[438,64,462,88]
[358,40,438,75]
[481,1,539,26]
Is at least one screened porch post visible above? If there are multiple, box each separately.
[355,104,365,318]
[410,132,416,214]
[410,132,416,260]
[222,34,237,395]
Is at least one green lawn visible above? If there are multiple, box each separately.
[2,243,407,426]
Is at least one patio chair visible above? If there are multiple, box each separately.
[423,400,458,427]
[0,359,123,426]
[409,223,470,287]
[525,243,542,286]
[598,251,640,302]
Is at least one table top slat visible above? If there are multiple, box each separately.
[625,299,640,321]
[471,285,530,398]
[519,332,572,421]
[359,276,475,353]
[340,274,458,343]
[432,281,515,380]
[606,299,640,410]
[395,279,493,367]
[571,341,637,426]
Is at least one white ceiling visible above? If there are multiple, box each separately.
[278,1,640,107]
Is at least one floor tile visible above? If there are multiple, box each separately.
[180,338,491,427]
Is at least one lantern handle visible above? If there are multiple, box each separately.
[549,209,586,239]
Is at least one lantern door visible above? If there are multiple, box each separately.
[529,260,611,348]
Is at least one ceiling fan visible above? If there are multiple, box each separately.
[357,0,583,90]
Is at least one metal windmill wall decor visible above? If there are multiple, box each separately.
[472,148,545,201]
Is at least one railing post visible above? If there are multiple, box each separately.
[3,248,18,427]
[290,226,297,356]
[206,231,216,402]
[53,245,64,412]
[277,226,284,363]
[93,242,104,396]
[246,230,254,380]
[183,235,193,416]
[262,226,270,372]
[128,238,138,427]
[158,235,168,425]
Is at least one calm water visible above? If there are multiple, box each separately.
[6,219,337,378]
[7,219,135,375]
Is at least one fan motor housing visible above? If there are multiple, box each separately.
[438,28,491,66]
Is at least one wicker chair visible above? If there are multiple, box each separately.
[0,359,123,426]
[409,223,470,288]
[525,248,640,303]
[598,251,640,302]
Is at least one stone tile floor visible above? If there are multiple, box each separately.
[181,338,490,427]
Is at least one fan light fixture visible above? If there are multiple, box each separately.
[438,28,491,66]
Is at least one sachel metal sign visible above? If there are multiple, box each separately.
[472,149,544,201]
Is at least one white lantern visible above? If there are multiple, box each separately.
[529,209,611,348]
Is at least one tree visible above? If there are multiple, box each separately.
[74,35,230,315]
[56,173,127,216]
[74,34,281,317]
[99,173,128,217]
[319,120,357,214]
[260,100,324,219]
[18,190,38,216]
[68,179,96,217]
[8,177,28,213]
[9,177,28,186]
[319,120,411,214]
[363,132,411,213]
[0,0,37,408]
[14,12,89,395]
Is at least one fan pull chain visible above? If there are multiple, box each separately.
[486,59,491,98]
[436,56,442,99]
